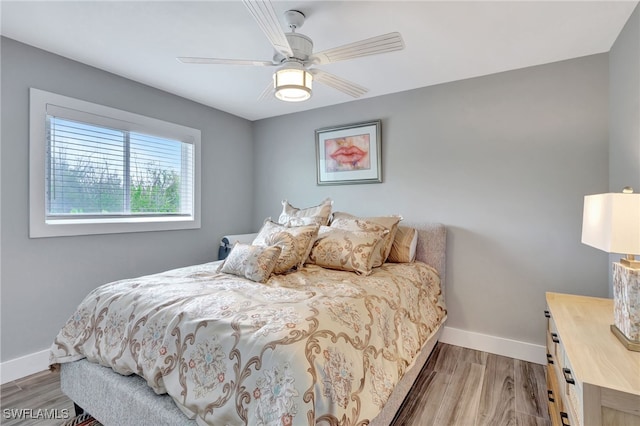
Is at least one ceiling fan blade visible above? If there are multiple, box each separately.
[310,69,368,98]
[177,57,277,66]
[242,0,293,57]
[257,80,274,101]
[310,32,404,65]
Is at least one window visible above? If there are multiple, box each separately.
[30,88,201,238]
[47,118,193,217]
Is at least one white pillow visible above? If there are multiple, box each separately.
[278,198,333,226]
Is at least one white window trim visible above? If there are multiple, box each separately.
[29,88,201,238]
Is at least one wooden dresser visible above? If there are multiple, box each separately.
[545,292,640,426]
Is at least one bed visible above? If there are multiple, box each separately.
[52,220,447,426]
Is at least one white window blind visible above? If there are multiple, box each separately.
[30,88,201,238]
[47,117,194,218]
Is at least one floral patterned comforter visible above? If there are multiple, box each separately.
[50,261,446,426]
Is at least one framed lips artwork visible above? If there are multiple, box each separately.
[315,120,382,185]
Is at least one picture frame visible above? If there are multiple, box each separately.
[315,120,382,185]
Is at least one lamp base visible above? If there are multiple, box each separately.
[610,324,640,352]
[612,262,640,350]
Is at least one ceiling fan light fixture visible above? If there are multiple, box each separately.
[273,64,312,102]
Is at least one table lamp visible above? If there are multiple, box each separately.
[581,187,640,351]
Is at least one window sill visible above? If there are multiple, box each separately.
[31,215,200,238]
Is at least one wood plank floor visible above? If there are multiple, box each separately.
[392,343,550,426]
[0,369,74,426]
[1,343,549,426]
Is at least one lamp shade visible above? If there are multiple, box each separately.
[581,192,640,255]
[274,64,312,102]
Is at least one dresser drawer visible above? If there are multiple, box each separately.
[546,317,567,375]
[547,314,561,357]
[546,308,567,425]
[546,306,580,426]
[546,360,563,426]
[560,354,583,426]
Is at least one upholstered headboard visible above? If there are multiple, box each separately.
[404,222,447,294]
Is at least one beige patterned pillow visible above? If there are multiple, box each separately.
[278,198,333,226]
[264,231,299,274]
[329,212,402,267]
[308,227,388,276]
[387,226,418,263]
[253,220,320,270]
[217,243,282,283]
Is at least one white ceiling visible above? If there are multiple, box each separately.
[1,1,637,121]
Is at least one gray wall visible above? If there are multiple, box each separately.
[0,38,255,361]
[610,3,639,194]
[609,4,639,296]
[252,54,610,346]
[1,30,622,361]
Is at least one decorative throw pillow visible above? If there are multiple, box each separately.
[217,243,282,283]
[387,226,418,263]
[329,212,402,267]
[284,217,322,227]
[307,227,388,276]
[278,198,333,227]
[253,220,320,270]
[264,231,299,274]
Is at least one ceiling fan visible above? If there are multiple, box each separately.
[177,0,405,102]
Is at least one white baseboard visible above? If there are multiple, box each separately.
[440,326,546,365]
[0,328,546,383]
[0,349,50,384]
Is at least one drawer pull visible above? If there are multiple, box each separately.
[546,353,554,364]
[547,389,555,402]
[544,310,551,318]
[562,368,575,385]
[551,333,560,343]
[560,412,570,426]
